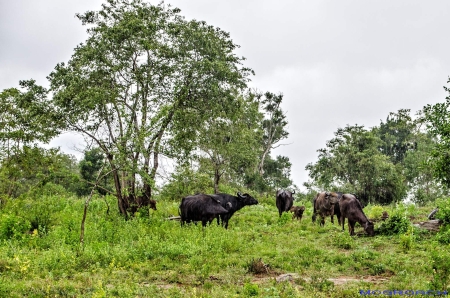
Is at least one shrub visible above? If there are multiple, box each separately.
[333,232,355,250]
[398,225,415,252]
[246,258,269,274]
[378,213,410,235]
[435,197,450,226]
[366,205,384,221]
[0,214,30,240]
[429,248,450,291]
[243,283,259,296]
[435,225,450,245]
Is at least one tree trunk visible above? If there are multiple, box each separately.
[214,168,220,194]
[258,147,270,175]
[107,153,128,218]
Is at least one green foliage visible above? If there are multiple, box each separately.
[376,109,415,164]
[378,212,411,235]
[195,91,262,193]
[0,81,60,145]
[243,283,259,296]
[308,274,334,292]
[277,212,291,226]
[305,124,407,204]
[435,225,450,245]
[429,247,450,291]
[435,197,450,225]
[78,148,111,196]
[365,205,384,220]
[48,0,253,216]
[159,165,214,200]
[422,80,450,190]
[333,232,355,250]
[0,214,30,240]
[400,226,415,252]
[0,192,444,296]
[0,146,79,198]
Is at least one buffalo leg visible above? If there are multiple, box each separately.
[348,220,355,236]
[341,216,345,231]
[320,216,325,226]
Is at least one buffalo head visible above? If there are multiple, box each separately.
[237,192,258,206]
[149,199,157,210]
[364,221,375,236]
[325,192,339,204]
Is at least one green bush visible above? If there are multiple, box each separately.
[243,283,259,296]
[435,225,450,245]
[0,214,31,240]
[429,248,450,291]
[366,205,384,220]
[400,226,415,252]
[436,197,450,226]
[378,213,410,235]
[333,232,355,250]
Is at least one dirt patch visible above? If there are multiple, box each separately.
[251,273,390,286]
[328,275,389,285]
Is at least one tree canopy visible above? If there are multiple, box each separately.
[48,0,253,217]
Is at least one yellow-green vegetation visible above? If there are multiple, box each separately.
[0,195,449,297]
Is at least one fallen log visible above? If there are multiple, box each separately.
[413,219,442,232]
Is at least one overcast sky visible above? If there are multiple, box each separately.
[1,0,449,189]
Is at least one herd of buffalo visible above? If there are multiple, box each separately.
[176,190,375,236]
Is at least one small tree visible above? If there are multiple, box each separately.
[256,92,289,176]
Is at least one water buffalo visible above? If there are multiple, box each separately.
[331,193,363,225]
[179,194,229,227]
[276,189,295,217]
[312,192,340,226]
[330,192,344,225]
[339,193,374,236]
[290,205,306,220]
[211,192,258,229]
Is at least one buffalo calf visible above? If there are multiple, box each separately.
[290,206,305,220]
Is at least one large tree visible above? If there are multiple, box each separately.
[305,125,406,204]
[195,92,262,193]
[422,78,450,189]
[48,0,252,217]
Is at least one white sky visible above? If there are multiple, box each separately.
[1,0,449,189]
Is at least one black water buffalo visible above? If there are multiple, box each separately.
[211,192,258,229]
[275,189,295,217]
[312,192,340,226]
[179,194,229,227]
[290,205,306,220]
[339,193,374,236]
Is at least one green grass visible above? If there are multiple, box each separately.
[0,195,448,297]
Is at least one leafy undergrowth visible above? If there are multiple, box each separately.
[0,195,448,297]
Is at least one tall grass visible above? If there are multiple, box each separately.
[0,195,448,297]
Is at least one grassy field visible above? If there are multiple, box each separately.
[0,194,449,297]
